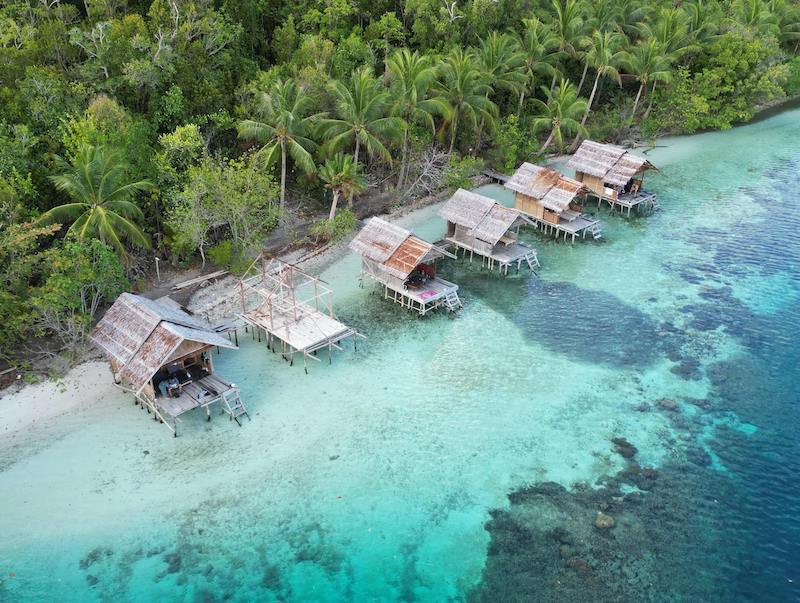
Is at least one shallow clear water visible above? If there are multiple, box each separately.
[1,109,799,602]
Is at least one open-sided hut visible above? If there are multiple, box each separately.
[196,255,363,373]
[504,162,602,243]
[438,188,539,273]
[566,140,658,215]
[349,217,462,315]
[91,293,247,436]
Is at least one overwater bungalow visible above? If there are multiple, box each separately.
[504,162,602,243]
[197,255,363,373]
[349,217,462,315]
[567,140,658,215]
[91,292,247,437]
[437,188,540,274]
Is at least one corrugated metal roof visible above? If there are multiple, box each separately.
[566,140,655,187]
[350,217,444,279]
[91,293,237,392]
[384,236,433,279]
[348,218,408,264]
[439,189,528,246]
[504,163,587,213]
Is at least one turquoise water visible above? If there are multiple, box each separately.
[1,109,799,601]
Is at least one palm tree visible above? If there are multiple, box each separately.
[38,144,152,256]
[622,38,673,119]
[386,49,449,189]
[531,80,588,154]
[578,31,625,130]
[318,153,367,220]
[319,66,404,168]
[238,78,320,212]
[476,32,526,148]
[515,18,561,113]
[638,7,700,64]
[434,47,498,153]
[551,0,589,93]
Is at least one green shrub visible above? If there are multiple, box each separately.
[310,209,357,243]
[206,240,251,274]
[444,155,483,191]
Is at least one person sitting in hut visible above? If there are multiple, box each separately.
[158,376,183,398]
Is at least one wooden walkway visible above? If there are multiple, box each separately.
[482,169,509,184]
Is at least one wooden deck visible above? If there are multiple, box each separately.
[139,373,249,436]
[481,169,510,184]
[365,275,462,315]
[240,299,360,371]
[522,213,603,243]
[594,190,659,216]
[437,238,540,274]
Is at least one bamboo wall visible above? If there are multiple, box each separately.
[514,193,545,220]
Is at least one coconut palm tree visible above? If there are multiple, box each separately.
[238,78,320,212]
[578,30,625,130]
[476,32,526,148]
[515,18,561,113]
[531,80,588,154]
[318,153,367,219]
[386,49,449,189]
[319,66,404,168]
[622,38,673,119]
[638,7,700,64]
[38,144,152,256]
[434,47,498,153]
[551,0,589,93]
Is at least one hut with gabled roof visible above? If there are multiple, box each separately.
[438,188,539,274]
[91,292,247,436]
[504,162,602,243]
[349,217,462,315]
[566,140,658,215]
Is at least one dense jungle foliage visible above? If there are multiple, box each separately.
[1,0,799,360]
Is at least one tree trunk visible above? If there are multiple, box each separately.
[576,61,589,96]
[631,81,645,119]
[448,110,459,154]
[199,243,206,268]
[279,139,287,211]
[518,90,525,115]
[538,128,555,154]
[398,127,408,189]
[580,72,601,128]
[329,190,340,220]
[642,80,658,120]
[349,137,360,208]
[476,116,485,151]
[572,71,601,150]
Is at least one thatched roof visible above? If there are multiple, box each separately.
[91,293,235,392]
[349,217,445,279]
[439,189,530,246]
[504,163,587,213]
[566,140,656,187]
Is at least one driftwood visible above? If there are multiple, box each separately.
[172,270,228,290]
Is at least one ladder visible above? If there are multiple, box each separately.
[222,389,250,425]
[443,290,462,312]
[587,223,603,240]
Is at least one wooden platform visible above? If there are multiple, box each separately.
[139,373,248,436]
[368,276,462,315]
[594,190,659,216]
[239,297,359,370]
[524,213,602,243]
[438,238,539,274]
